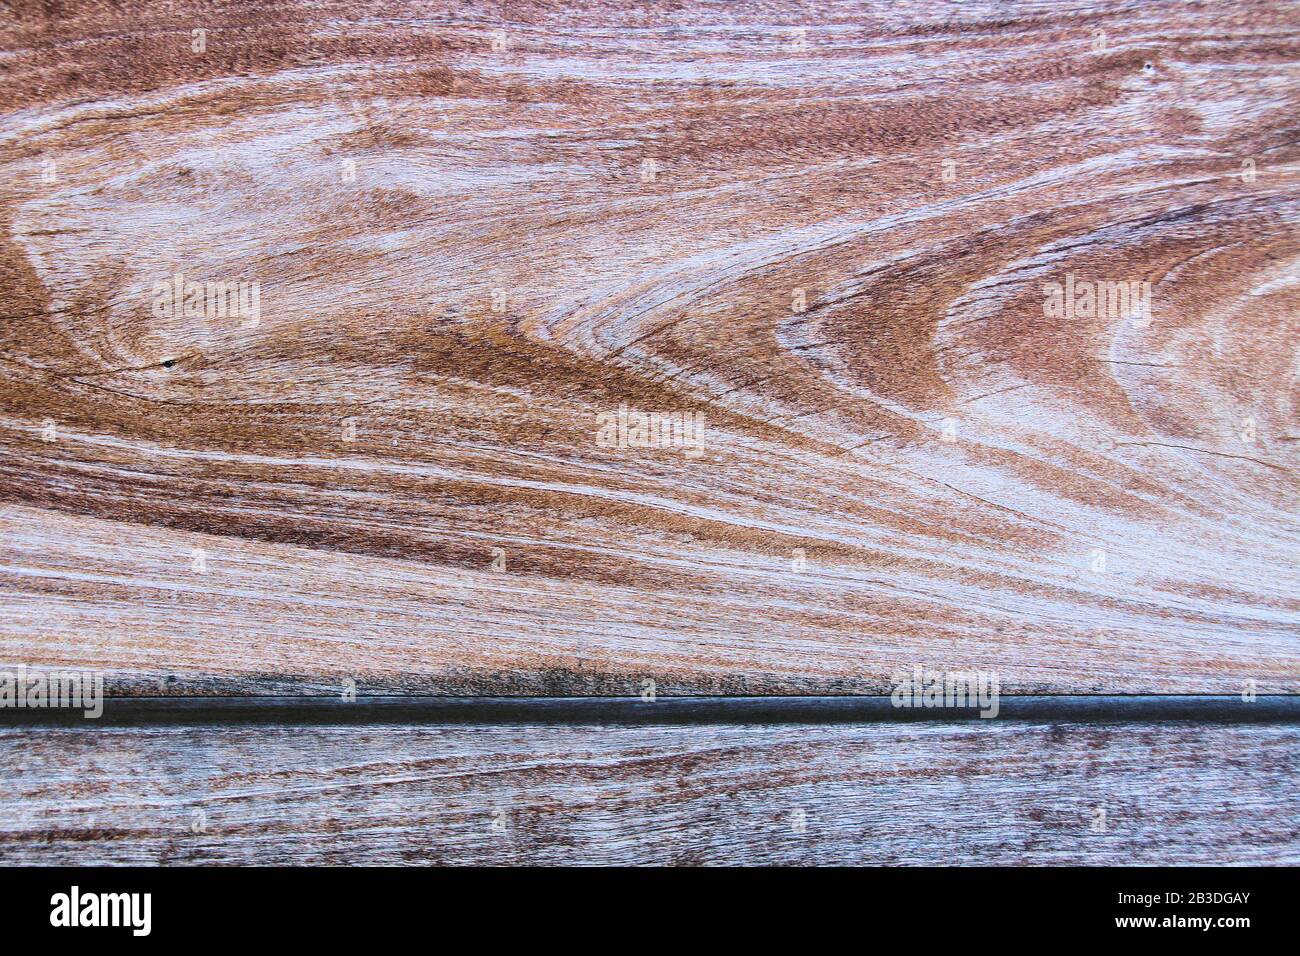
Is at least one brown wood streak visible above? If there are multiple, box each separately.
[0,721,1294,865]
[0,1,1297,695]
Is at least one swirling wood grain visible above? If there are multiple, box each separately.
[0,0,1297,694]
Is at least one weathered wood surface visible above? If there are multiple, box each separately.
[0,1,1298,695]
[1,721,1295,865]
[7,694,1300,725]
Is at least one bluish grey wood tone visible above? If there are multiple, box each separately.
[2,721,1295,865]
[1,694,1298,725]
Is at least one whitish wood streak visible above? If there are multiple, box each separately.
[0,2,1297,695]
[0,721,1294,865]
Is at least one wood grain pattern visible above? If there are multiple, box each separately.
[1,721,1296,865]
[1,1,1298,694]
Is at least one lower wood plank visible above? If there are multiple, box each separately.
[1,721,1295,865]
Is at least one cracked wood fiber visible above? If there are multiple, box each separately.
[2,721,1296,865]
[0,1,1298,696]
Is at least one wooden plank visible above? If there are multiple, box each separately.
[3,694,1300,726]
[1,1,1297,694]
[1,721,1295,865]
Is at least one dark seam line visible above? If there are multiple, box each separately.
[0,695,1296,726]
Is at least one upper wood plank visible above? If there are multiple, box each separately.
[0,1,1297,694]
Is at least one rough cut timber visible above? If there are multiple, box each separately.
[0,1,1297,695]
[1,721,1296,865]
